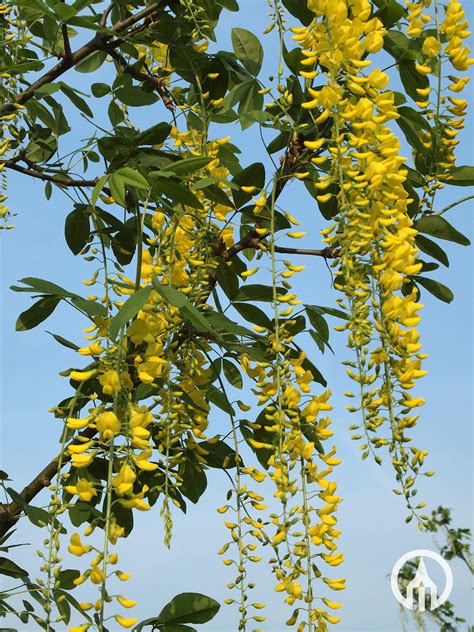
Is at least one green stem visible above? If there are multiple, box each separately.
[435,194,474,216]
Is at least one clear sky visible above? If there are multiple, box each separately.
[1,2,473,631]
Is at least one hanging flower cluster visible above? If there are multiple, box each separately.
[234,245,344,629]
[48,119,247,627]
[407,0,473,210]
[291,0,434,521]
[1,0,472,630]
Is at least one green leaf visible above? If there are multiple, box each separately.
[68,502,92,527]
[412,276,454,303]
[65,207,90,255]
[305,306,329,343]
[207,384,235,415]
[108,172,126,206]
[116,167,149,189]
[178,458,207,504]
[151,176,203,209]
[415,234,449,267]
[115,86,158,107]
[215,263,239,300]
[398,61,429,102]
[16,296,61,331]
[152,593,220,626]
[396,106,430,155]
[238,81,264,129]
[91,175,107,208]
[281,0,314,25]
[384,31,419,62]
[134,593,219,631]
[372,0,405,27]
[161,156,213,176]
[75,51,106,73]
[108,286,152,340]
[71,296,107,318]
[6,488,64,531]
[198,441,238,469]
[13,277,71,297]
[231,28,263,75]
[222,359,243,389]
[138,122,172,145]
[60,84,93,117]
[446,165,474,186]
[233,302,271,328]
[236,284,281,302]
[0,557,28,579]
[232,162,265,208]
[415,215,470,246]
[46,332,80,351]
[152,281,214,334]
[202,183,233,208]
[91,83,110,98]
[305,304,349,320]
[157,626,195,632]
[205,310,258,338]
[56,569,80,590]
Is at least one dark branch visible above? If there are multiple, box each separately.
[61,23,72,61]
[1,0,173,115]
[106,47,174,112]
[274,245,340,258]
[99,3,114,27]
[1,159,97,187]
[0,427,97,537]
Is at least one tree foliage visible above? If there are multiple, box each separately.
[0,0,472,630]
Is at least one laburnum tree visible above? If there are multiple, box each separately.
[0,0,473,630]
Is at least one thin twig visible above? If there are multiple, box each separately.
[1,160,97,187]
[1,0,172,115]
[99,2,114,27]
[274,245,340,258]
[0,427,97,536]
[60,23,72,60]
[106,47,174,111]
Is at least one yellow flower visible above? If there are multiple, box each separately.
[115,616,138,629]
[422,36,442,57]
[99,370,121,396]
[112,463,136,496]
[65,478,97,502]
[70,369,97,382]
[71,452,96,469]
[66,417,90,430]
[90,565,104,584]
[95,410,121,440]
[323,577,346,591]
[133,447,158,471]
[68,533,91,557]
[117,596,137,608]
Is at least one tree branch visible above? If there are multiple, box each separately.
[274,245,340,258]
[1,159,98,187]
[106,47,174,111]
[1,0,173,115]
[0,427,97,537]
[61,23,72,61]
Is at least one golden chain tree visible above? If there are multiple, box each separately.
[0,0,472,630]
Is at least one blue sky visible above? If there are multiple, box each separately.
[1,1,473,630]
